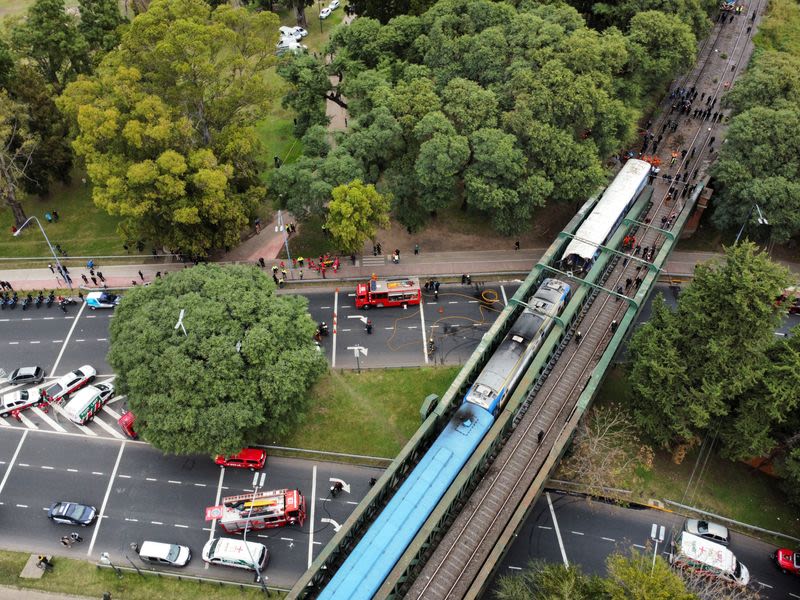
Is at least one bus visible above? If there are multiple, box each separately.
[355,277,421,309]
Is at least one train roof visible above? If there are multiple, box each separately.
[562,159,651,265]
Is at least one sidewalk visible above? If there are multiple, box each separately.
[0,248,797,293]
[0,586,94,600]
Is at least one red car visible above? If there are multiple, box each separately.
[214,448,267,470]
[773,548,800,575]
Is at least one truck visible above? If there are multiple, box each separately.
[355,277,421,309]
[670,531,750,586]
[205,489,306,534]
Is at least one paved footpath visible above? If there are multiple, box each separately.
[0,248,797,293]
[0,586,94,600]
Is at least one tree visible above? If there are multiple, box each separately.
[78,0,125,58]
[710,106,800,243]
[628,243,792,451]
[59,0,279,256]
[0,91,37,226]
[325,179,390,253]
[558,404,654,496]
[496,560,604,600]
[107,264,327,455]
[11,0,90,92]
[604,547,695,600]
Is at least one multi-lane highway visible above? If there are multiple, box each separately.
[491,492,800,599]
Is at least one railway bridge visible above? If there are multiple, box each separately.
[289,4,759,598]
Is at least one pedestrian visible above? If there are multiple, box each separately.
[461,274,467,284]
[299,269,304,280]
[434,288,439,300]
[69,532,83,543]
[466,274,471,285]
[298,256,305,268]
[537,430,544,444]
[131,280,137,286]
[52,210,59,222]
[272,265,278,276]
[414,243,419,255]
[625,277,633,290]
[709,136,715,145]
[258,257,265,268]
[321,267,326,279]
[81,274,89,284]
[90,276,97,286]
[272,274,278,285]
[60,536,72,548]
[155,271,161,278]
[48,264,55,273]
[615,285,624,300]
[635,276,643,289]
[575,331,582,344]
[278,277,285,288]
[138,270,144,281]
[610,320,618,333]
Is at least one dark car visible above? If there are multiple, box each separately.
[7,366,45,385]
[48,501,97,526]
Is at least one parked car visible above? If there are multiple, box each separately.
[320,7,332,18]
[6,366,44,385]
[43,366,96,403]
[48,501,97,526]
[772,548,800,575]
[276,37,307,56]
[85,291,120,309]
[291,26,308,38]
[1,389,40,417]
[138,541,191,567]
[279,25,296,37]
[328,0,340,9]
[683,519,730,546]
[214,448,267,470]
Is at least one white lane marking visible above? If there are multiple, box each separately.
[87,441,125,556]
[102,405,122,420]
[332,290,339,368]
[633,544,646,549]
[281,537,294,542]
[52,340,62,343]
[151,521,163,525]
[537,525,553,530]
[193,483,206,487]
[44,317,54,320]
[125,518,138,522]
[308,464,317,568]
[420,296,429,365]
[345,501,358,505]
[206,467,226,569]
[507,566,522,571]
[18,412,38,429]
[407,325,417,329]
[448,301,458,304]
[90,415,125,439]
[320,306,331,309]
[174,524,189,528]
[92,472,104,476]
[30,406,67,432]
[29,341,40,344]
[602,537,616,542]
[97,338,107,341]
[40,466,54,470]
[146,478,157,482]
[18,463,29,467]
[340,328,350,332]
[75,339,85,342]
[383,327,393,330]
[8,342,18,345]
[16,504,28,508]
[758,582,772,589]
[67,468,78,473]
[547,492,569,567]
[571,531,584,536]
[788,592,800,599]
[118,475,131,479]
[467,300,479,304]
[51,300,86,375]
[501,285,508,306]
[48,402,98,436]
[168,480,182,484]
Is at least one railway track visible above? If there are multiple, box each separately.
[404,4,764,598]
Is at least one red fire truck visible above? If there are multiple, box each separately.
[205,489,306,534]
[355,277,421,309]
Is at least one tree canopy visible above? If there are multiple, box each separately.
[276,0,698,234]
[326,179,391,253]
[107,264,327,455]
[627,243,793,453]
[59,0,279,256]
[711,51,800,243]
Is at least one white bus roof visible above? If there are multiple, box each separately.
[562,159,651,264]
[678,532,736,573]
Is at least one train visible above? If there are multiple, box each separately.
[561,158,651,272]
[317,157,652,599]
[318,279,571,599]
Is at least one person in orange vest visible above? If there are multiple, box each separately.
[670,150,678,166]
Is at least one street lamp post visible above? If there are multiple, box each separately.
[243,471,270,596]
[734,203,769,245]
[13,216,72,288]
[275,210,292,268]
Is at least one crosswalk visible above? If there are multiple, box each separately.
[360,255,386,267]
[0,376,126,439]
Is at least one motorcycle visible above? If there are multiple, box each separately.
[330,481,344,497]
[46,292,55,308]
[59,299,68,313]
[35,293,44,309]
[22,294,32,311]
[318,322,329,337]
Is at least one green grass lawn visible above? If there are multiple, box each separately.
[0,550,270,600]
[588,367,800,538]
[279,366,460,457]
[0,172,141,261]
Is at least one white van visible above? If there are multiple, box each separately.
[671,531,750,586]
[202,538,268,571]
[138,541,191,567]
[62,383,114,425]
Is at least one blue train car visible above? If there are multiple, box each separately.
[318,279,571,599]
[317,404,494,600]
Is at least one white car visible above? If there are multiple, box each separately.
[320,7,332,19]
[85,291,120,309]
[329,0,340,9]
[1,389,40,417]
[43,365,96,403]
[279,26,295,38]
[276,39,307,56]
[291,26,308,39]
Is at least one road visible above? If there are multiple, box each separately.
[489,491,800,599]
[0,428,382,589]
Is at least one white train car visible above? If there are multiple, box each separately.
[562,159,651,271]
